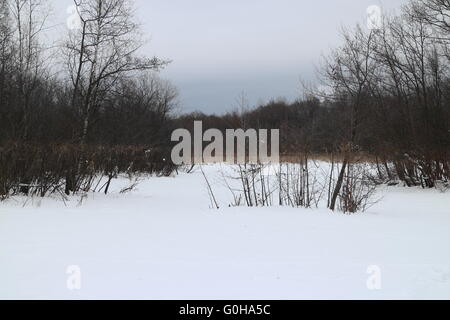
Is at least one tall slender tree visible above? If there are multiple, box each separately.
[64,0,167,144]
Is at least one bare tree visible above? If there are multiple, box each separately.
[323,26,377,211]
[64,0,168,144]
[412,0,450,36]
[0,0,12,112]
[7,0,50,139]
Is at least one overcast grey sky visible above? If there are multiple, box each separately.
[49,0,407,114]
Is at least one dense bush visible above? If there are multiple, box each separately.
[0,142,176,200]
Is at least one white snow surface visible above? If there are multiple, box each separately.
[0,164,449,300]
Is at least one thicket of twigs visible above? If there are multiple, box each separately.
[0,142,175,200]
[203,154,381,214]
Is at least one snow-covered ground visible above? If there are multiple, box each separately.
[0,164,449,299]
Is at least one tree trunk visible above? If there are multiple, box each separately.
[329,159,348,211]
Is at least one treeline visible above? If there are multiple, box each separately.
[0,0,449,200]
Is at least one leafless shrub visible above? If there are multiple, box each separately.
[214,163,276,208]
[232,164,275,207]
[338,163,380,214]
[278,156,325,208]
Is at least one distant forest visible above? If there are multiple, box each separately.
[0,0,449,199]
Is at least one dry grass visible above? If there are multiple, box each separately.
[199,152,377,164]
[280,152,377,163]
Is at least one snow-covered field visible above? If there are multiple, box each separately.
[0,164,449,300]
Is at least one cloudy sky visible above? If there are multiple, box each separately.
[49,0,407,114]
